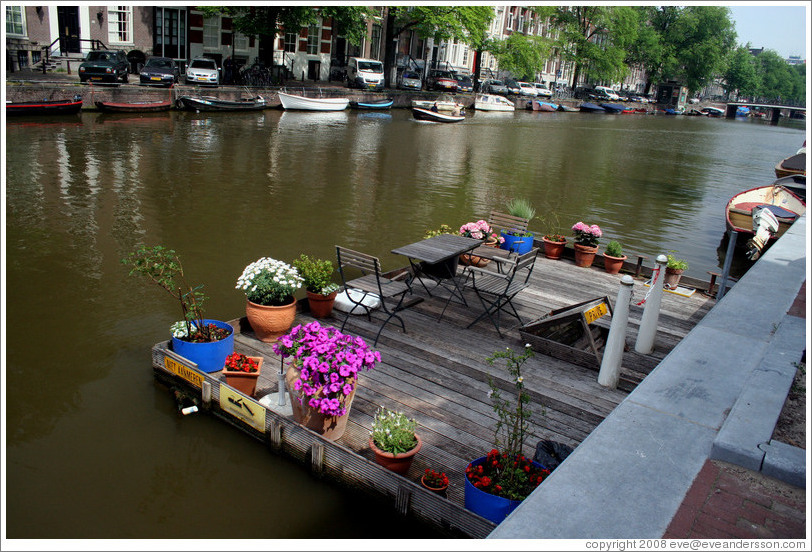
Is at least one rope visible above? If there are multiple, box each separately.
[636,265,661,306]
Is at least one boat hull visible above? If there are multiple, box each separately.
[473,95,514,112]
[95,100,171,113]
[278,91,349,111]
[725,185,806,239]
[349,99,392,109]
[579,102,606,113]
[177,96,267,111]
[774,152,806,179]
[6,98,83,116]
[411,107,464,123]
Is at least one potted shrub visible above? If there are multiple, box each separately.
[292,254,340,319]
[664,253,689,290]
[571,221,602,267]
[369,406,422,475]
[502,199,536,255]
[273,321,380,440]
[541,232,567,260]
[459,220,504,266]
[123,245,234,373]
[464,345,551,524]
[421,468,450,495]
[603,240,627,274]
[236,257,303,342]
[222,352,263,397]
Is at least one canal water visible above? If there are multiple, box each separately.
[4,107,805,539]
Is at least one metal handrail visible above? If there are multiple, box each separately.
[40,37,107,74]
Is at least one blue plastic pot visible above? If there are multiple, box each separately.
[464,456,546,524]
[500,231,534,254]
[171,319,234,373]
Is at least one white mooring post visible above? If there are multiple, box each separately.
[598,275,635,389]
[635,254,668,354]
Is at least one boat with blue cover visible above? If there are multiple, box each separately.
[579,102,605,113]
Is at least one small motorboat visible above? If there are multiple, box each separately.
[176,95,267,112]
[775,145,806,178]
[95,100,172,113]
[474,94,514,112]
[349,99,393,109]
[6,95,83,116]
[726,184,805,258]
[411,107,464,123]
[599,103,625,113]
[527,100,558,111]
[278,91,349,111]
[700,106,725,117]
[579,102,605,113]
[411,95,463,112]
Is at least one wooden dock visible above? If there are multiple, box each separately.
[151,249,716,537]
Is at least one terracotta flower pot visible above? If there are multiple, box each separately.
[573,244,598,267]
[369,434,422,475]
[245,298,297,343]
[285,363,356,440]
[306,290,337,319]
[421,474,449,495]
[664,267,684,290]
[222,356,263,398]
[603,254,627,274]
[542,237,566,260]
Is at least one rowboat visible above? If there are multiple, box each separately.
[411,107,464,123]
[6,96,83,116]
[527,100,558,111]
[579,102,605,113]
[725,184,805,239]
[278,91,349,111]
[95,100,172,113]
[176,95,267,112]
[774,150,806,178]
[473,94,514,112]
[349,99,393,109]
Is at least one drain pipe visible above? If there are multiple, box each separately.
[717,230,738,300]
[635,254,668,355]
[599,275,635,389]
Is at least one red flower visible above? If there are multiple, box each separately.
[480,476,491,487]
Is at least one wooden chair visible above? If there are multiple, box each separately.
[335,246,413,345]
[465,248,539,338]
[465,210,532,266]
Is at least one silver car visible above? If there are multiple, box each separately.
[185,57,219,86]
[399,70,422,91]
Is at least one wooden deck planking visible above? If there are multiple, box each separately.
[156,251,714,535]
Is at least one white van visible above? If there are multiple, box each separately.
[594,86,620,101]
[346,57,385,91]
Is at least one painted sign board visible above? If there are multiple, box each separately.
[220,385,266,432]
[164,355,204,389]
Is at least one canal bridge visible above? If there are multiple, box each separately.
[726,101,806,123]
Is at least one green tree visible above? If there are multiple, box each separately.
[487,33,552,81]
[549,5,638,87]
[755,49,797,102]
[723,46,760,100]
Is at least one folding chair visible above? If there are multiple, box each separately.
[466,248,539,338]
[466,210,532,267]
[335,246,413,345]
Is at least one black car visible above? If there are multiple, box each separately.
[139,57,180,87]
[455,74,474,93]
[79,50,129,83]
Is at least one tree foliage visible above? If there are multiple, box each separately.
[487,33,551,81]
[723,46,760,99]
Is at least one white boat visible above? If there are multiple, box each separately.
[277,91,349,111]
[411,107,464,123]
[474,94,515,112]
[411,95,464,112]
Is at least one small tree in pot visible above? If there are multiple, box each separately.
[292,254,340,318]
[603,240,627,274]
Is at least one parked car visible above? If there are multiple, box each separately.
[504,78,522,95]
[628,94,647,103]
[139,57,180,87]
[399,70,422,91]
[455,74,474,93]
[533,83,553,98]
[481,79,509,95]
[426,70,458,92]
[79,50,129,84]
[592,86,621,101]
[518,81,538,97]
[185,57,220,86]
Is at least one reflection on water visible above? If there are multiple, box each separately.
[4,108,804,538]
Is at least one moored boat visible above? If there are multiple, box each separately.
[774,148,806,178]
[599,103,625,113]
[411,107,464,123]
[473,94,514,112]
[579,102,605,113]
[176,95,267,112]
[95,100,172,113]
[557,104,579,112]
[725,184,805,240]
[349,99,393,109]
[411,95,463,112]
[278,91,349,111]
[527,100,558,111]
[6,95,83,116]
[773,174,806,202]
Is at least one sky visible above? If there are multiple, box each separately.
[727,4,808,59]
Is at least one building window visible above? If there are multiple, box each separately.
[306,24,319,55]
[370,24,381,59]
[108,6,133,44]
[6,5,25,36]
[506,11,513,31]
[234,31,248,52]
[203,16,220,48]
[461,46,468,67]
[284,32,297,53]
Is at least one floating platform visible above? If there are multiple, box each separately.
[151,246,716,537]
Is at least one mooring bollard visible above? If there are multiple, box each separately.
[635,254,668,355]
[598,275,635,389]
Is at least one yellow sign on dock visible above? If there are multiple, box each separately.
[583,302,608,324]
[164,355,204,389]
[220,385,266,432]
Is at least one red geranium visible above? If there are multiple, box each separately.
[224,352,259,373]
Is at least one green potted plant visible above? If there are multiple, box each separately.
[664,253,689,290]
[571,221,602,267]
[274,321,380,440]
[505,198,536,221]
[292,254,340,319]
[540,212,566,259]
[464,345,551,523]
[222,351,264,398]
[502,199,536,254]
[236,257,304,342]
[369,405,422,475]
[122,245,234,373]
[603,240,627,274]
[458,220,504,266]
